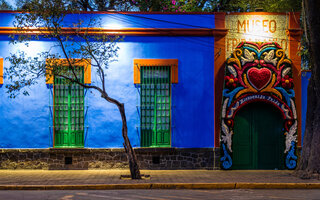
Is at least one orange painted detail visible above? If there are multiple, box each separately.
[133,59,178,84]
[214,13,226,148]
[286,29,303,37]
[46,58,91,84]
[0,58,3,85]
[214,12,226,29]
[288,12,302,147]
[289,12,301,29]
[0,27,227,36]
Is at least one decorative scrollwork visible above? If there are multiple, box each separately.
[285,120,297,153]
[220,143,232,169]
[228,48,242,69]
[286,141,297,169]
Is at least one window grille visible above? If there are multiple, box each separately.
[54,67,85,148]
[140,66,171,147]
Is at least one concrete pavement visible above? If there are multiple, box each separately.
[0,170,319,190]
[1,189,320,200]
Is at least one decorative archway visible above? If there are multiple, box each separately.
[220,42,298,170]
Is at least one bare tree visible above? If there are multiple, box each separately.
[6,0,141,179]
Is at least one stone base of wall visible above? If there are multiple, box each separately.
[0,148,219,170]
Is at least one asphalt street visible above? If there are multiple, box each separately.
[0,189,320,200]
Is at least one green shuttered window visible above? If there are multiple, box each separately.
[140,66,171,147]
[54,67,85,148]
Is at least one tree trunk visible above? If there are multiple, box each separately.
[296,0,320,179]
[100,92,141,179]
[117,103,142,179]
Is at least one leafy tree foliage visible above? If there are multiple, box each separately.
[216,0,301,12]
[16,0,302,12]
[0,0,12,10]
[16,0,135,11]
[68,0,135,11]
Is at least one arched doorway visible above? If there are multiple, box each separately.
[220,42,298,170]
[232,102,285,169]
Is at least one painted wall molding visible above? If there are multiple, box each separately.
[0,27,228,37]
[133,59,178,84]
[46,58,91,85]
[0,58,3,87]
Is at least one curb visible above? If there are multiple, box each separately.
[0,183,320,190]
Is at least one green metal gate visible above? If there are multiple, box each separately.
[54,67,85,148]
[140,66,171,147]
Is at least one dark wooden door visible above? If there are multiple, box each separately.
[232,102,284,169]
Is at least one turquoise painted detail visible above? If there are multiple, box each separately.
[221,143,232,169]
[286,141,297,169]
[243,47,277,59]
[275,87,295,107]
[223,87,244,107]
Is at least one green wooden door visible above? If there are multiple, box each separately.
[233,105,257,169]
[232,102,284,169]
[54,67,85,148]
[140,66,171,147]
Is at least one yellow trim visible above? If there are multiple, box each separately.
[46,58,91,84]
[133,59,178,84]
[0,58,3,84]
[235,73,257,99]
[227,49,242,69]
[261,74,282,98]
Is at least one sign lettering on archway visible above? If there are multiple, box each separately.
[226,14,289,58]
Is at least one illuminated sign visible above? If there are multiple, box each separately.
[226,14,289,58]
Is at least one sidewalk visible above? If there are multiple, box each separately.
[0,170,319,190]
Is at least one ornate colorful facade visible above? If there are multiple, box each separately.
[221,42,297,169]
[0,11,306,170]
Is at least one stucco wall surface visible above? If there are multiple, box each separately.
[0,12,215,148]
[301,71,311,145]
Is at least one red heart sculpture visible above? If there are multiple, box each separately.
[247,67,272,90]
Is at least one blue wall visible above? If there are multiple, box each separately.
[86,36,215,148]
[0,12,215,148]
[0,37,53,148]
[301,71,311,145]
